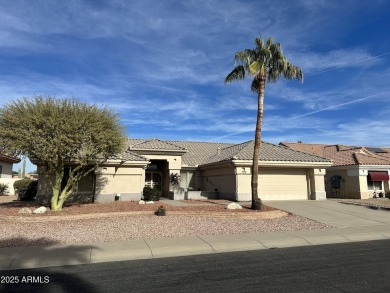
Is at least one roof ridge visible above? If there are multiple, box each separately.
[128,138,147,147]
[129,138,187,150]
[220,140,252,151]
[282,142,331,147]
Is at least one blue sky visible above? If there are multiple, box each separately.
[1,0,390,172]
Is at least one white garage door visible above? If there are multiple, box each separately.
[258,168,309,200]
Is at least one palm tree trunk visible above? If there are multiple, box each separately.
[251,77,265,210]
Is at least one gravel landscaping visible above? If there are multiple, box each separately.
[336,198,390,209]
[0,195,329,248]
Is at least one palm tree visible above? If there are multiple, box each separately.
[224,36,303,210]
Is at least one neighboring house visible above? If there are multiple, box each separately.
[280,142,390,199]
[0,153,21,195]
[35,138,332,203]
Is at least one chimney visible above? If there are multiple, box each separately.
[217,147,221,155]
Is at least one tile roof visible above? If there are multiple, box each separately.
[166,140,234,166]
[110,150,149,162]
[206,140,331,164]
[127,138,187,151]
[281,142,390,166]
[123,138,330,166]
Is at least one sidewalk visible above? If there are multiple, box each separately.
[1,200,390,271]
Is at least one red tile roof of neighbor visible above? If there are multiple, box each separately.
[280,142,390,166]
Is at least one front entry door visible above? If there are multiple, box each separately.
[145,171,162,191]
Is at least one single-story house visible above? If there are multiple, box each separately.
[35,138,332,203]
[280,142,390,199]
[0,153,21,195]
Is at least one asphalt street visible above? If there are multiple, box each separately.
[1,239,389,293]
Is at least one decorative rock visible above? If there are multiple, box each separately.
[138,200,146,205]
[18,207,32,214]
[226,203,242,210]
[33,206,48,214]
[146,201,155,204]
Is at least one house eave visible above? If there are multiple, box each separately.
[232,160,332,168]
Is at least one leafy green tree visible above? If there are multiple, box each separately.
[0,96,126,211]
[225,36,303,209]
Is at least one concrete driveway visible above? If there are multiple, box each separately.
[265,200,390,228]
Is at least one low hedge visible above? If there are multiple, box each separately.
[143,186,161,201]
[13,179,38,201]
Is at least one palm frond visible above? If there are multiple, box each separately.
[283,62,304,82]
[224,65,245,83]
[255,38,264,50]
[265,37,274,48]
[234,51,249,65]
[225,35,303,87]
[250,77,262,93]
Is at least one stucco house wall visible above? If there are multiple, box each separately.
[326,167,388,199]
[199,164,237,200]
[0,161,13,178]
[0,155,21,195]
[35,161,148,204]
[94,165,145,202]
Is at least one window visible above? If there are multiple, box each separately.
[77,172,94,193]
[367,171,388,191]
[367,180,383,191]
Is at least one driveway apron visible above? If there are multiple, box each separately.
[264,200,390,228]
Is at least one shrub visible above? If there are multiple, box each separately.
[155,206,166,216]
[253,198,262,210]
[386,191,390,199]
[13,179,38,201]
[0,183,9,196]
[143,186,161,201]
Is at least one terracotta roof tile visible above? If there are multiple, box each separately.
[282,142,390,166]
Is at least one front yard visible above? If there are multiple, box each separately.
[0,195,329,248]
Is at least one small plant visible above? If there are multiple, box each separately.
[155,206,166,216]
[143,186,161,201]
[0,183,9,196]
[386,191,390,199]
[253,198,262,210]
[14,179,38,201]
[379,192,384,198]
[170,173,180,186]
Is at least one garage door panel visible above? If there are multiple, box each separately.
[258,169,308,200]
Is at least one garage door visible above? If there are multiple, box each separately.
[258,168,309,200]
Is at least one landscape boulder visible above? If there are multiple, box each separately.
[18,207,32,214]
[226,203,242,210]
[33,206,48,214]
[138,200,146,205]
